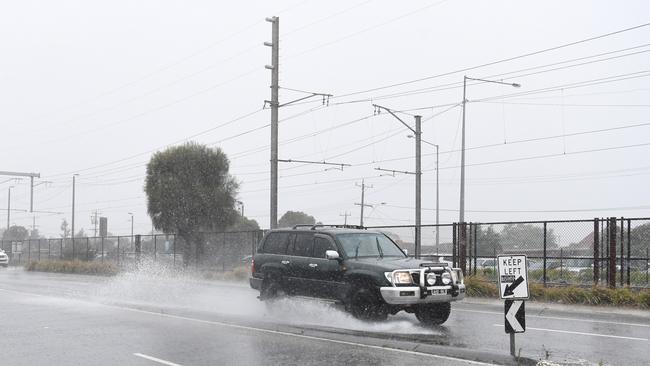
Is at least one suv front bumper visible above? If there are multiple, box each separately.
[380,284,466,305]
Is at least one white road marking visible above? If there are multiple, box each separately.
[457,308,650,328]
[134,353,183,366]
[492,324,648,341]
[0,287,495,366]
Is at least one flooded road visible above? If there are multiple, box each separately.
[0,267,647,365]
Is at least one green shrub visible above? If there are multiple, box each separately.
[465,276,498,297]
[25,260,119,276]
[465,275,649,309]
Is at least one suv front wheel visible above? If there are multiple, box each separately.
[348,285,388,321]
[414,302,451,325]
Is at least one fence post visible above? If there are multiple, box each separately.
[465,222,473,275]
[117,237,120,266]
[60,239,63,260]
[474,223,478,276]
[86,237,89,261]
[38,239,41,261]
[154,234,157,261]
[608,217,617,288]
[173,235,176,267]
[620,217,624,287]
[251,231,255,257]
[48,239,51,260]
[543,222,547,287]
[101,237,104,263]
[459,222,467,275]
[593,218,599,285]
[135,235,141,267]
[452,223,457,267]
[627,219,631,287]
[28,240,31,263]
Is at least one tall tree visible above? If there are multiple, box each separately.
[475,225,502,256]
[145,143,239,266]
[228,215,261,231]
[60,219,71,238]
[499,223,557,251]
[630,223,650,257]
[2,225,28,241]
[278,211,317,228]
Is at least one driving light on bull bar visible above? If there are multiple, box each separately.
[426,273,437,286]
[441,272,452,285]
[393,271,413,284]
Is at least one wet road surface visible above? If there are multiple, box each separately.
[0,267,647,365]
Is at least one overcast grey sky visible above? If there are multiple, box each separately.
[2,0,650,240]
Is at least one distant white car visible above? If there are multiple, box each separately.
[477,258,497,269]
[0,250,8,267]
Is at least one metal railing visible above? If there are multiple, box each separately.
[367,217,650,288]
[0,230,265,271]
[2,217,649,287]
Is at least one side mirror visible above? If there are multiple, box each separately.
[402,248,408,256]
[325,250,340,260]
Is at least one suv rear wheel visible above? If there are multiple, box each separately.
[348,286,388,321]
[414,302,451,325]
[259,275,284,301]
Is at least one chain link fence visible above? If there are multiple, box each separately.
[368,217,650,288]
[2,217,649,287]
[0,230,265,271]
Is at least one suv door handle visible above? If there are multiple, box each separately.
[308,263,318,268]
[281,260,290,265]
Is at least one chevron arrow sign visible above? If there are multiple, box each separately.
[504,300,525,333]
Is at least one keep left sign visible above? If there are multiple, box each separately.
[497,255,529,300]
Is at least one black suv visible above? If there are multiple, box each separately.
[249,225,465,325]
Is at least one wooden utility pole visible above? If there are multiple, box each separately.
[354,180,373,227]
[265,16,279,229]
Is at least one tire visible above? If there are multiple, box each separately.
[348,285,388,321]
[415,302,451,326]
[259,275,284,301]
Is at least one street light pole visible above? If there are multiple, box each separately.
[460,77,467,224]
[459,76,520,224]
[415,115,422,259]
[435,143,439,254]
[6,186,12,229]
[408,136,440,255]
[373,104,422,258]
[71,174,78,240]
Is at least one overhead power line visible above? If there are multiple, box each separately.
[334,21,650,98]
[383,203,650,214]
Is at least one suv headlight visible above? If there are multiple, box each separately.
[441,272,452,285]
[392,271,413,285]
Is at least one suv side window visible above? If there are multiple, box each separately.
[290,233,314,257]
[262,232,290,254]
[313,237,335,259]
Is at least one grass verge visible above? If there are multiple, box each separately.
[465,275,650,309]
[25,260,119,276]
[200,266,250,282]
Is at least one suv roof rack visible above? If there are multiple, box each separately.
[291,224,366,230]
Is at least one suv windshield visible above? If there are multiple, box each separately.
[336,233,406,258]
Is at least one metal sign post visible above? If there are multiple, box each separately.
[498,255,529,357]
